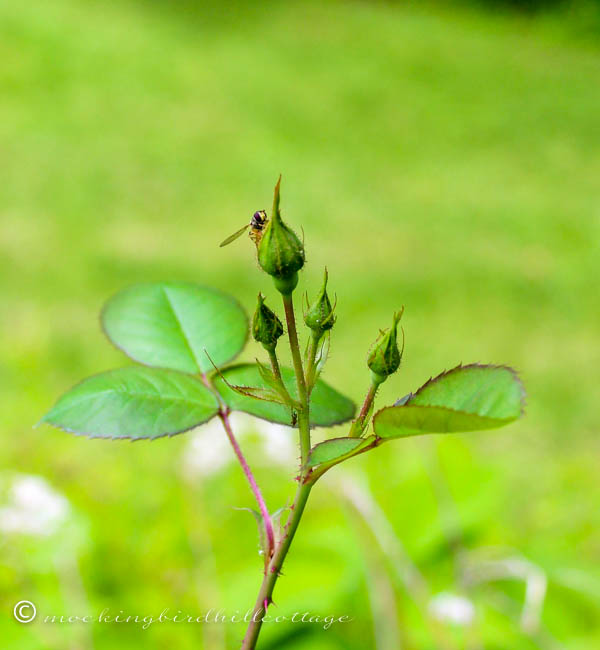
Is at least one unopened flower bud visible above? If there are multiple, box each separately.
[367,308,404,384]
[305,268,335,334]
[252,293,284,350]
[257,177,305,294]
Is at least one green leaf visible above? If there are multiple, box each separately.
[102,282,248,374]
[226,383,288,406]
[40,366,219,439]
[213,364,355,427]
[409,364,524,416]
[307,436,375,468]
[374,364,525,439]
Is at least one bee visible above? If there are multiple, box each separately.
[219,210,269,248]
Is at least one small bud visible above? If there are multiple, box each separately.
[305,268,336,334]
[257,177,305,294]
[367,308,405,384]
[252,293,284,350]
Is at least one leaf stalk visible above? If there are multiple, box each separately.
[218,410,275,565]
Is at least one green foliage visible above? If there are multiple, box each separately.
[374,364,524,439]
[40,366,219,439]
[213,363,356,427]
[38,173,525,649]
[307,436,373,467]
[410,363,524,416]
[102,282,248,374]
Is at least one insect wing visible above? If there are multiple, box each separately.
[219,224,249,247]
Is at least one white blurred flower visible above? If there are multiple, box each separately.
[428,592,475,626]
[181,419,232,480]
[253,420,296,466]
[461,551,547,634]
[182,413,296,480]
[0,475,70,537]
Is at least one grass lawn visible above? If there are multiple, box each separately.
[1,1,599,648]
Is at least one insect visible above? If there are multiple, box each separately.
[219,210,269,248]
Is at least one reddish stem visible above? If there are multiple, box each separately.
[358,382,378,421]
[218,410,275,562]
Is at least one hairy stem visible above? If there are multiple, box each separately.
[266,347,294,406]
[349,379,380,438]
[218,410,275,560]
[241,291,314,649]
[267,347,284,385]
[241,481,312,650]
[201,373,274,558]
[282,293,310,464]
[359,382,379,420]
[304,330,323,394]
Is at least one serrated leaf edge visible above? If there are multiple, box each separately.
[40,417,219,442]
[372,403,518,437]
[39,366,220,441]
[411,362,526,416]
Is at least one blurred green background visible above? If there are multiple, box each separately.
[1,0,599,648]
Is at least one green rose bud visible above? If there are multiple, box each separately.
[257,176,305,294]
[367,308,404,384]
[252,293,284,350]
[305,268,336,334]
